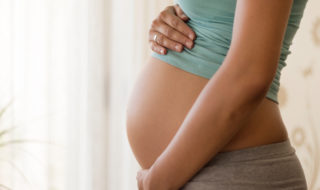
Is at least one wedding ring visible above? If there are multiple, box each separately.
[153,33,158,43]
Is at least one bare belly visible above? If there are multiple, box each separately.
[126,56,289,169]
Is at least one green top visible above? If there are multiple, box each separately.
[151,0,308,104]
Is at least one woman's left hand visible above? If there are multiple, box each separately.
[136,169,151,190]
[137,168,172,190]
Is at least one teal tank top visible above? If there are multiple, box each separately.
[151,0,308,104]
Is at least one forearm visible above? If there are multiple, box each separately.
[147,54,272,190]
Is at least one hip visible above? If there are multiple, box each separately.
[180,139,308,190]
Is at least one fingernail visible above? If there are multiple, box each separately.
[175,44,181,51]
[189,33,195,40]
[161,49,165,54]
[186,41,193,49]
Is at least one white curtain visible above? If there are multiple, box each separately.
[0,0,319,190]
[0,0,171,189]
[0,0,111,189]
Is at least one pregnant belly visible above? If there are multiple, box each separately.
[126,56,288,170]
[126,56,209,169]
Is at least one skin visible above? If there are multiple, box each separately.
[148,4,196,54]
[128,0,293,189]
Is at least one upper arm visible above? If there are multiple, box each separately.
[224,0,293,88]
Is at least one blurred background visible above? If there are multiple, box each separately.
[0,0,319,189]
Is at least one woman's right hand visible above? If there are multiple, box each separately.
[149,4,196,55]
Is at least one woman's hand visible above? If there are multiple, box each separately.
[149,4,196,55]
[137,169,151,190]
[136,168,169,190]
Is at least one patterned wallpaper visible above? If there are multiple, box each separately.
[278,0,320,188]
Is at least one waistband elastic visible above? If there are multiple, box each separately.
[205,139,295,166]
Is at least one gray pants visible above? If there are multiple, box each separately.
[180,139,307,190]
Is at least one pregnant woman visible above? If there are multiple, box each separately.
[126,0,308,189]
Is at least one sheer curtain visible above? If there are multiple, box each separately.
[0,0,110,189]
[0,0,171,189]
[0,0,319,190]
[107,0,172,189]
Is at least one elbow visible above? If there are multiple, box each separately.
[230,65,274,97]
[218,56,278,122]
[253,75,273,95]
[244,73,274,102]
[225,46,279,98]
[225,78,271,125]
[238,61,277,100]
[230,70,274,111]
[255,67,277,97]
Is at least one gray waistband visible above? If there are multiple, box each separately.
[205,139,295,166]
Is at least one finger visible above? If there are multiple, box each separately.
[164,5,175,13]
[149,39,167,54]
[159,10,196,40]
[153,21,194,49]
[137,176,143,190]
[173,4,189,21]
[149,40,167,55]
[137,172,144,190]
[150,31,184,52]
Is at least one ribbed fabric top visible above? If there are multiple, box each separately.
[151,0,308,104]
